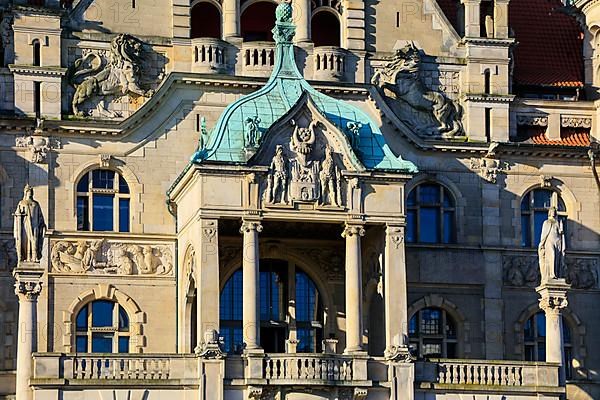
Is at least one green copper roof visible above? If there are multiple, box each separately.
[191,1,417,173]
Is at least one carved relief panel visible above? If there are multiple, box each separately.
[50,238,174,276]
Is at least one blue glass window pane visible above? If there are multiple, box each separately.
[557,198,566,212]
[521,194,531,211]
[419,184,440,204]
[409,316,417,336]
[296,272,317,322]
[92,170,115,189]
[220,270,243,321]
[524,317,534,340]
[443,188,454,207]
[260,272,268,320]
[538,343,546,361]
[562,320,571,344]
[521,215,531,247]
[119,175,130,194]
[421,308,442,334]
[443,211,454,244]
[92,300,114,327]
[533,189,552,208]
[533,211,547,247]
[419,207,439,243]
[232,271,243,320]
[118,306,129,331]
[118,337,129,353]
[76,336,88,352]
[91,333,113,353]
[297,328,315,353]
[76,306,88,330]
[406,210,416,243]
[93,194,114,231]
[119,198,130,232]
[536,312,546,337]
[77,196,89,231]
[77,174,89,192]
[406,190,416,206]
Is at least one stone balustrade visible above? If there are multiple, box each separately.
[262,353,368,385]
[241,41,276,77]
[313,46,347,82]
[415,359,563,397]
[192,38,230,74]
[32,353,199,384]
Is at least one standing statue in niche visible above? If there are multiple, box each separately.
[14,185,46,264]
[319,144,341,207]
[266,144,288,204]
[538,207,566,283]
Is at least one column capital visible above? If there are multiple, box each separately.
[536,280,570,315]
[14,280,42,302]
[240,219,263,234]
[539,295,568,314]
[342,223,365,238]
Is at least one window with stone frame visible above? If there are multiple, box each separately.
[406,183,456,244]
[523,311,573,380]
[220,263,324,354]
[520,188,566,248]
[75,300,130,353]
[76,169,130,232]
[409,307,458,358]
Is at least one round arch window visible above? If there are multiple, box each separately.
[76,169,130,232]
[311,10,341,47]
[241,1,277,42]
[191,1,222,39]
[75,300,130,353]
[406,183,456,244]
[409,307,458,358]
[520,188,566,247]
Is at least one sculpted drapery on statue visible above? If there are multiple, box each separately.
[14,185,46,264]
[538,207,566,283]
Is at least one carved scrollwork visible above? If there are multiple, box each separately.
[561,116,592,129]
[386,226,404,249]
[342,224,365,238]
[50,239,173,276]
[196,329,225,359]
[517,114,548,127]
[384,345,415,363]
[240,220,263,234]
[539,295,568,313]
[14,280,42,301]
[15,135,61,164]
[470,157,510,183]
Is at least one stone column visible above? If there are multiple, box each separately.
[536,280,570,384]
[240,219,262,351]
[222,0,240,40]
[293,0,311,43]
[384,225,410,360]
[493,0,510,39]
[13,267,43,400]
[462,0,481,38]
[342,223,365,354]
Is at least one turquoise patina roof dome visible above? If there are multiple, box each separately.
[191,1,417,173]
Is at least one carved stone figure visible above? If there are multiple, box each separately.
[538,207,566,283]
[50,240,172,275]
[372,42,464,138]
[503,256,540,287]
[289,121,320,201]
[266,144,288,204]
[245,116,262,148]
[68,33,154,117]
[345,121,362,148]
[470,157,509,183]
[14,185,46,264]
[319,144,341,206]
[566,258,598,289]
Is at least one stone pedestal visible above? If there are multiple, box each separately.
[240,219,262,351]
[342,223,364,354]
[13,264,43,400]
[536,279,570,385]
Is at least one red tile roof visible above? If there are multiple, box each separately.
[509,0,584,87]
[530,128,591,147]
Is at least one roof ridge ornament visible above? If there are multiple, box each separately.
[272,0,295,44]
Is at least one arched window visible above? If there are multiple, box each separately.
[76,169,131,232]
[241,1,277,42]
[75,300,130,353]
[406,183,456,244]
[220,260,324,354]
[191,1,222,39]
[311,10,341,47]
[523,311,573,379]
[409,307,457,358]
[520,188,566,247]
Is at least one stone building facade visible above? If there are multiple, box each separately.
[0,0,597,399]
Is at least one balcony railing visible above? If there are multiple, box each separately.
[192,37,229,74]
[263,354,355,383]
[313,46,347,82]
[241,41,276,77]
[72,355,171,380]
[416,359,563,394]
